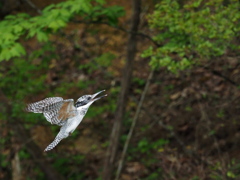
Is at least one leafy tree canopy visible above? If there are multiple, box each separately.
[142,0,240,73]
[0,0,124,61]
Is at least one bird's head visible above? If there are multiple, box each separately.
[75,90,107,108]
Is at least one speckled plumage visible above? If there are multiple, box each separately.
[26,90,107,152]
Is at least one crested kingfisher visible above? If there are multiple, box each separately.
[26,90,107,152]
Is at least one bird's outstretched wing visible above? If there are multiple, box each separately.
[26,97,77,126]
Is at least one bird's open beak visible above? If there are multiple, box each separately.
[91,90,107,102]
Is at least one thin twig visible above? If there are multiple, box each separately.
[113,25,161,48]
[198,104,222,156]
[135,102,210,166]
[71,20,161,47]
[145,107,190,156]
[198,103,226,179]
[23,0,42,14]
[115,70,154,180]
[200,65,238,87]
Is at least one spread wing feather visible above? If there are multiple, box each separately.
[26,97,77,126]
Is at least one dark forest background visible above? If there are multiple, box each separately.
[1,0,240,179]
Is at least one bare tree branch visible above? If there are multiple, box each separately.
[199,65,238,86]
[71,20,161,47]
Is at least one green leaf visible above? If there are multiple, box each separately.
[95,0,105,5]
[144,0,240,73]
[0,0,125,61]
[95,52,115,67]
[0,43,26,61]
[5,15,16,20]
[48,19,66,31]
[2,32,16,42]
[42,4,56,13]
[11,43,26,57]
[0,47,12,61]
[227,171,236,178]
[36,31,49,42]
[13,25,24,34]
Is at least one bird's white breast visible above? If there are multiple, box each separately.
[65,112,84,133]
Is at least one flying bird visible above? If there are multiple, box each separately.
[26,90,107,152]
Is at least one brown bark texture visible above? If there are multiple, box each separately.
[102,0,141,179]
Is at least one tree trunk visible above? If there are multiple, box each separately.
[102,1,141,179]
[12,122,66,180]
[11,152,22,180]
[0,90,65,180]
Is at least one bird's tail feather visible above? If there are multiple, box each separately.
[44,137,62,152]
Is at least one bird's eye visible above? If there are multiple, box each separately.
[87,97,91,100]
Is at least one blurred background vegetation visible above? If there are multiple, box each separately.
[1,0,240,179]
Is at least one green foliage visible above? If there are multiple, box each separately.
[0,154,7,168]
[143,169,162,180]
[85,86,118,118]
[0,0,123,121]
[0,58,47,117]
[216,109,225,118]
[185,106,192,112]
[0,43,55,116]
[51,154,86,179]
[191,176,200,180]
[86,91,116,119]
[209,160,240,179]
[95,177,103,180]
[126,137,168,168]
[0,0,124,61]
[142,0,240,73]
[79,52,116,73]
[226,159,240,179]
[136,138,169,154]
[0,1,124,179]
[33,167,45,180]
[19,149,31,159]
[95,52,116,67]
[164,84,174,91]
[227,171,236,179]
[133,77,146,92]
[126,138,168,178]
